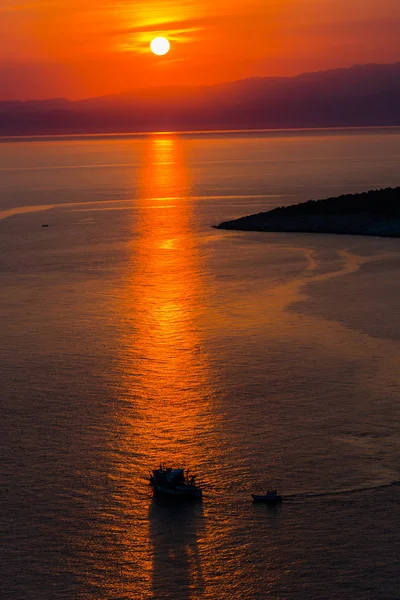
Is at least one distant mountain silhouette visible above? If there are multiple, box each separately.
[216,187,400,238]
[1,62,400,135]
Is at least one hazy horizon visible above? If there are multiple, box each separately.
[0,60,399,104]
[0,62,399,137]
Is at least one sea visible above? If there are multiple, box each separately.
[1,128,399,600]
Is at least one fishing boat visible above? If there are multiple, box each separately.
[252,490,282,504]
[149,465,202,499]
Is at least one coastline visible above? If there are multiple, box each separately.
[216,188,400,238]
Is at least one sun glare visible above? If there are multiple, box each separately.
[150,37,170,56]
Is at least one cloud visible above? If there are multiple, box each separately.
[111,14,222,52]
[111,15,220,36]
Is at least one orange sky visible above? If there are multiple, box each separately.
[0,0,399,99]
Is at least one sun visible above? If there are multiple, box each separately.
[150,37,170,56]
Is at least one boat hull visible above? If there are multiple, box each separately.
[149,466,202,500]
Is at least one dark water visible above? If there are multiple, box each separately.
[1,130,399,599]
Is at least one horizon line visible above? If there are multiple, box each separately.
[1,125,400,144]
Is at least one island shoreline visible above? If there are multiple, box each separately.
[215,187,400,238]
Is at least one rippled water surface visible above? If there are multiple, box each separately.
[1,130,400,599]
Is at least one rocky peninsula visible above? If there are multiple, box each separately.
[216,187,400,237]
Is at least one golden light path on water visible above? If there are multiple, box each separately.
[103,136,220,597]
[128,136,216,463]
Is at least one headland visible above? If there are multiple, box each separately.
[216,187,400,237]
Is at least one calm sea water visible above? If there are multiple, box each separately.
[1,129,400,599]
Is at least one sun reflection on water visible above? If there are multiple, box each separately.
[110,136,217,597]
[125,137,216,458]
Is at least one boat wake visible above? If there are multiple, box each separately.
[284,480,400,501]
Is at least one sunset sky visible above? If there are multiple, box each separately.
[1,0,399,100]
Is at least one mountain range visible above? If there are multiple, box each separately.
[1,62,400,135]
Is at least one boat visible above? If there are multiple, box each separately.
[252,490,283,504]
[149,465,202,499]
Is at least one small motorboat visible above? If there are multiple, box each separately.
[252,490,282,504]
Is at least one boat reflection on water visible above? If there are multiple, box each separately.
[149,497,205,599]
